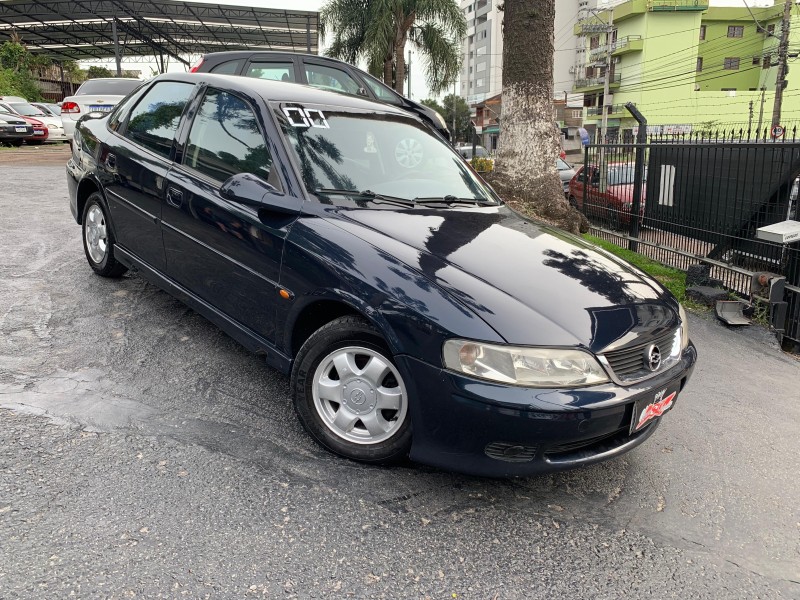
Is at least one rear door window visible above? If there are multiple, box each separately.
[246,61,295,82]
[183,88,273,184]
[209,59,244,75]
[123,81,195,158]
[304,62,363,96]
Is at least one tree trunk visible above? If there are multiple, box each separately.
[493,0,584,233]
[383,57,393,87]
[394,33,406,94]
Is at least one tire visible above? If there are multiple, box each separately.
[608,206,621,231]
[81,193,128,278]
[291,316,412,464]
[10,139,23,147]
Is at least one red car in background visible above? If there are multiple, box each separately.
[568,163,646,229]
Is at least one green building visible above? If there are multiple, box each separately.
[574,0,800,136]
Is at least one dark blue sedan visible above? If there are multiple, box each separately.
[66,73,696,477]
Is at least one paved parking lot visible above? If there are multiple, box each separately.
[1,162,799,598]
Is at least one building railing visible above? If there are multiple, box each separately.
[648,0,709,11]
[575,73,622,88]
[611,35,642,52]
[587,104,626,116]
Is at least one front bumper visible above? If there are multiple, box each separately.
[398,342,696,477]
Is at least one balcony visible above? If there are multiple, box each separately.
[586,104,627,119]
[648,0,708,11]
[574,73,621,93]
[611,35,643,55]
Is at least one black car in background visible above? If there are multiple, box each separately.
[190,51,450,140]
[66,73,696,477]
[0,111,33,146]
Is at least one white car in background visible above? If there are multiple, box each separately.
[60,78,142,141]
[0,96,67,142]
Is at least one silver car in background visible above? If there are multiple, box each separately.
[61,78,142,141]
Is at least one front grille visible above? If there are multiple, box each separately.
[602,329,679,383]
[484,442,539,463]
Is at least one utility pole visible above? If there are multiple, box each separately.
[600,11,614,144]
[757,86,766,135]
[407,49,412,98]
[599,9,614,193]
[748,100,754,134]
[771,0,793,127]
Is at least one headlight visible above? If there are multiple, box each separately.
[443,340,609,387]
[679,304,690,350]
[432,110,448,129]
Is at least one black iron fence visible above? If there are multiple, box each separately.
[579,127,800,348]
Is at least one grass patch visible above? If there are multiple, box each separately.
[583,234,692,304]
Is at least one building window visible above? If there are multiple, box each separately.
[476,62,486,72]
[763,55,771,69]
[767,24,775,35]
[469,51,474,59]
[481,30,487,39]
[477,46,486,56]
[572,110,582,118]
[469,66,473,74]
[727,26,744,38]
[699,25,706,40]
[589,36,599,49]
[476,78,484,87]
[468,35,474,44]
[721,88,736,92]
[723,57,740,70]
[696,57,703,72]
[753,56,760,65]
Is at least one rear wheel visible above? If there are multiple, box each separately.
[81,193,128,278]
[291,316,411,464]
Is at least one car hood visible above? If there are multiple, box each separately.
[332,205,676,352]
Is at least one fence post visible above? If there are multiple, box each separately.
[625,102,647,252]
[583,140,589,216]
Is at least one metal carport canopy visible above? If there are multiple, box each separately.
[0,0,319,66]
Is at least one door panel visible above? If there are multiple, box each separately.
[162,88,297,342]
[104,80,195,272]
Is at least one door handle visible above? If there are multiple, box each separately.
[166,187,184,208]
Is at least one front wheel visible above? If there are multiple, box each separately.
[291,316,412,464]
[82,193,128,278]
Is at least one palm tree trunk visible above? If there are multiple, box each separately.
[383,55,393,88]
[394,34,406,94]
[494,0,578,229]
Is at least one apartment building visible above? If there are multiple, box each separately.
[574,0,800,136]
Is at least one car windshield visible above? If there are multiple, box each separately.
[276,105,497,203]
[607,164,639,186]
[557,157,571,171]
[9,103,46,117]
[77,79,142,96]
[46,104,61,115]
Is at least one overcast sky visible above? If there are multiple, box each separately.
[88,0,437,101]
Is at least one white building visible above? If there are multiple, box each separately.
[459,0,586,105]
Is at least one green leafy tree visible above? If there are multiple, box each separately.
[320,0,466,95]
[86,65,114,79]
[0,40,46,100]
[440,93,471,143]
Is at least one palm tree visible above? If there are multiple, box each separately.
[319,0,466,95]
[493,0,583,233]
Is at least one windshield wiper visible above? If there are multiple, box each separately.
[414,195,494,206]
[314,188,416,208]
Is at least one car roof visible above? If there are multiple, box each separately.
[201,50,353,69]
[151,72,413,117]
[80,77,141,82]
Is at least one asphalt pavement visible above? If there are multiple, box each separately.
[1,163,799,599]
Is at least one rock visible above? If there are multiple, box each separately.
[686,264,724,288]
[686,286,728,306]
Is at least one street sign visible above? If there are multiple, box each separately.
[771,124,785,139]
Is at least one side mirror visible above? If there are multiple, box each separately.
[220,172,302,214]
